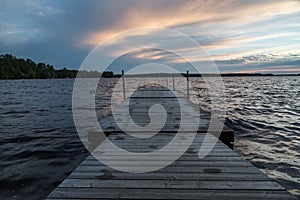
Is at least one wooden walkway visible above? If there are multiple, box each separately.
[47,85,296,199]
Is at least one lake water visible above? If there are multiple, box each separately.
[0,77,299,199]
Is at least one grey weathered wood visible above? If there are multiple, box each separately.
[47,188,298,200]
[73,165,265,174]
[58,179,284,190]
[80,160,252,167]
[68,171,270,181]
[85,155,246,161]
[47,85,297,199]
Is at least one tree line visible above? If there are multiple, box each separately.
[0,54,79,79]
[0,54,117,79]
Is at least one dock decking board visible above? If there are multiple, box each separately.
[47,86,296,199]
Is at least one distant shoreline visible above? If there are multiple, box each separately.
[1,54,299,80]
[0,73,299,80]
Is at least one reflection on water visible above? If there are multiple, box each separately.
[0,76,299,199]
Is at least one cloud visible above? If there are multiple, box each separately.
[0,0,299,72]
[82,0,300,45]
[26,0,64,17]
[214,52,300,73]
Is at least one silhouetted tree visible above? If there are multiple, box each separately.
[0,54,116,79]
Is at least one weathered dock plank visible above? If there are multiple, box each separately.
[47,86,297,199]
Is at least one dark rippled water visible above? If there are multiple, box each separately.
[0,77,299,199]
[0,79,88,199]
[227,76,300,197]
[191,76,300,197]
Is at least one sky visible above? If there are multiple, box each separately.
[0,0,300,73]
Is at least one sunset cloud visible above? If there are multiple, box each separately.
[0,0,299,73]
[82,0,300,45]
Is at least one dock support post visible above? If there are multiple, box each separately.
[166,76,168,87]
[187,70,189,99]
[122,70,126,100]
[172,73,175,90]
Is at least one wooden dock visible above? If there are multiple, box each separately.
[47,85,296,199]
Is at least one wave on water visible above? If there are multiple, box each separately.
[0,77,299,199]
